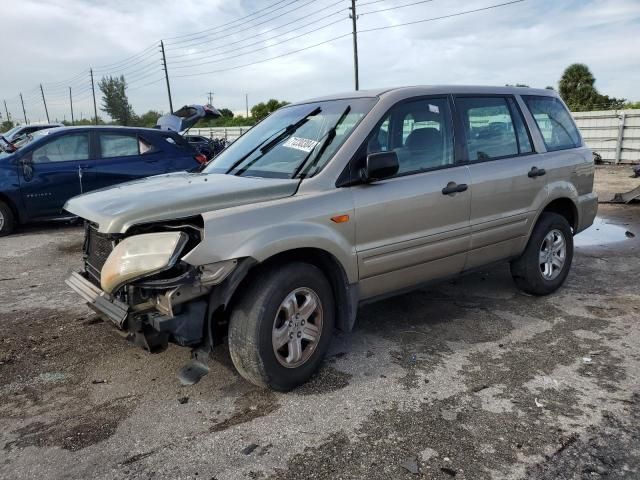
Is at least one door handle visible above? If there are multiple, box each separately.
[528,166,546,178]
[442,182,468,195]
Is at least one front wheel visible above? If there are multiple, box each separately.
[0,200,15,237]
[228,262,335,391]
[510,212,574,295]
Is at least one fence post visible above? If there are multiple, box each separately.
[615,112,626,164]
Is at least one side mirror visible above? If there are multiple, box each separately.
[361,151,399,183]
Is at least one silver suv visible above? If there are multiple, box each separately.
[65,86,597,390]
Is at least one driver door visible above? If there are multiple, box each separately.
[351,97,472,299]
[18,132,89,219]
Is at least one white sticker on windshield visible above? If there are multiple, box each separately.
[428,104,440,114]
[283,136,319,152]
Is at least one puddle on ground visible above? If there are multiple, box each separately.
[574,217,634,247]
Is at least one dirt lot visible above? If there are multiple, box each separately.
[1,166,639,480]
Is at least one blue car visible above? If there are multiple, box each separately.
[0,126,206,235]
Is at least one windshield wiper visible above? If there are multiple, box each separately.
[225,106,321,175]
[293,105,351,179]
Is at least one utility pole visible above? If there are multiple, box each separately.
[69,87,75,125]
[3,100,10,123]
[207,91,214,105]
[19,93,27,124]
[349,0,360,91]
[90,68,98,125]
[245,93,249,118]
[160,41,174,113]
[40,84,50,123]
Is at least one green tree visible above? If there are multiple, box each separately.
[218,108,234,118]
[98,75,135,125]
[134,110,162,127]
[251,99,289,121]
[1,120,15,132]
[558,64,625,111]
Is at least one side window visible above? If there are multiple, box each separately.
[456,97,519,161]
[367,98,454,175]
[100,134,139,158]
[32,134,89,163]
[508,98,533,154]
[523,96,581,151]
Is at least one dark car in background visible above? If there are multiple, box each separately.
[1,123,64,143]
[184,135,229,160]
[0,126,205,235]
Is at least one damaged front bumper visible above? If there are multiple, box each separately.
[65,270,211,352]
[66,271,129,327]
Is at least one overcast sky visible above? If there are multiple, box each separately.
[1,0,638,123]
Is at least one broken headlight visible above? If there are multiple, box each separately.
[101,232,188,294]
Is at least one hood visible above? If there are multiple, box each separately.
[155,104,221,132]
[64,172,298,233]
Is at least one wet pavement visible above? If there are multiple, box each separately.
[574,217,635,247]
[0,203,639,480]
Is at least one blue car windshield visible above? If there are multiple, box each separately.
[204,97,376,179]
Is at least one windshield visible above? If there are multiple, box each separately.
[204,97,376,178]
[2,126,22,138]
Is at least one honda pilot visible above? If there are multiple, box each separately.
[64,86,597,391]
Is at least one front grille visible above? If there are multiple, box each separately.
[84,225,115,284]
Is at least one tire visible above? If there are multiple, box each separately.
[0,200,15,237]
[510,212,574,296]
[228,262,335,391]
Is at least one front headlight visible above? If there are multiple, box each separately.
[101,232,188,294]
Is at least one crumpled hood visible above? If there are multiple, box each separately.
[64,172,299,233]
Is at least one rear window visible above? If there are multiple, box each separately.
[523,96,582,151]
[456,97,520,160]
[99,133,156,158]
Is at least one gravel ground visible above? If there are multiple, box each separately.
[1,181,639,479]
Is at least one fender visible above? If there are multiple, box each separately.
[181,188,359,283]
[183,220,358,284]
[527,181,579,238]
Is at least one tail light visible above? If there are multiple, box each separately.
[194,153,208,165]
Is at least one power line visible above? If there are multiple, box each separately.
[359,0,526,34]
[93,42,159,71]
[165,0,323,49]
[164,0,298,42]
[173,33,352,78]
[359,0,435,16]
[167,0,345,63]
[171,0,526,79]
[170,17,345,70]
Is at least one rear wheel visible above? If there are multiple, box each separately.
[510,212,573,295]
[0,201,15,237]
[228,262,334,391]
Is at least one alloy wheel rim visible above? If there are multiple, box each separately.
[0,210,4,231]
[539,229,566,281]
[272,287,323,368]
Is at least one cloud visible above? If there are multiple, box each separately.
[1,0,638,123]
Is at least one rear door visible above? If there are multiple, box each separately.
[81,131,169,193]
[454,95,547,269]
[18,132,88,219]
[521,95,592,199]
[351,96,472,299]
